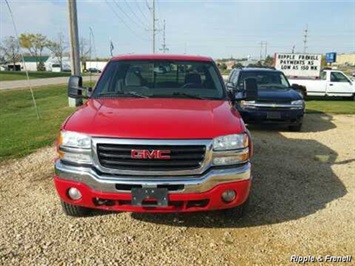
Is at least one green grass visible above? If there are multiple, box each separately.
[0,85,75,160]
[0,71,72,81]
[306,98,355,114]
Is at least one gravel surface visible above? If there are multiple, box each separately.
[0,113,354,265]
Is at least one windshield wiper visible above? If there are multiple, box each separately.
[172,92,207,99]
[97,91,149,98]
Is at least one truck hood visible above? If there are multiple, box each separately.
[63,98,245,139]
[257,87,302,102]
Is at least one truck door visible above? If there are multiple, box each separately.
[326,71,354,96]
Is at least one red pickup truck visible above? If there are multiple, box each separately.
[54,54,257,218]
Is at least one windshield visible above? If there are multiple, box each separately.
[238,71,290,89]
[92,60,225,100]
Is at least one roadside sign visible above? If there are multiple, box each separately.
[325,52,337,63]
[274,53,322,77]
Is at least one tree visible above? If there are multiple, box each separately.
[233,62,243,68]
[47,33,67,71]
[263,55,273,66]
[321,55,327,68]
[19,33,48,70]
[219,63,227,71]
[0,36,21,69]
[79,37,90,63]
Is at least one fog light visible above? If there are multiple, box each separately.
[68,187,82,200]
[222,190,236,203]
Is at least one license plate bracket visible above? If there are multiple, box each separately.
[267,112,281,119]
[131,187,168,207]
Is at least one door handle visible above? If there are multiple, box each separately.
[329,84,333,86]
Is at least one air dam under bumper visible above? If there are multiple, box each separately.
[54,161,252,213]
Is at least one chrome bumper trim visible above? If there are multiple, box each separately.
[54,161,251,194]
[244,103,303,109]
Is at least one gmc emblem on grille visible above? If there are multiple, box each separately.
[131,149,171,160]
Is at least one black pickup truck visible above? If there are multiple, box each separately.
[226,68,305,131]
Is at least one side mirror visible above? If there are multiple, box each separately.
[225,82,235,91]
[291,83,307,98]
[244,78,258,101]
[68,75,89,99]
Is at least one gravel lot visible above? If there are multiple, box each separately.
[0,113,354,265]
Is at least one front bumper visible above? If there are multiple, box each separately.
[54,160,252,212]
[239,108,304,124]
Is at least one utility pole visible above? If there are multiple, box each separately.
[303,24,308,53]
[68,0,81,107]
[89,28,92,61]
[259,41,264,60]
[152,0,156,53]
[159,20,169,53]
[264,41,268,59]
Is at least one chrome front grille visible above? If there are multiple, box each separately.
[92,138,213,176]
[97,144,206,171]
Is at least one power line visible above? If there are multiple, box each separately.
[105,0,149,41]
[111,0,148,31]
[4,0,40,119]
[123,0,150,29]
[134,0,150,22]
[145,0,150,10]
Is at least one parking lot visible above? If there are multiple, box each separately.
[0,113,354,265]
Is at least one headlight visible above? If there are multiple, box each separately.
[213,151,249,166]
[61,131,91,148]
[57,131,92,164]
[213,134,248,151]
[291,100,304,105]
[240,100,256,109]
[212,134,249,166]
[291,100,304,109]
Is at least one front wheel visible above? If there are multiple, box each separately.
[61,200,92,217]
[288,123,303,132]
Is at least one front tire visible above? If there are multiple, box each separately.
[288,123,302,132]
[61,200,91,217]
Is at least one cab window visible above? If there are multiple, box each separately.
[331,72,350,82]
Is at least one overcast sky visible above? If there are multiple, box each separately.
[0,0,354,59]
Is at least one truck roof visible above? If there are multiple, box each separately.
[111,54,213,62]
[237,67,282,72]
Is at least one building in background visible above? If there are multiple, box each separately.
[333,53,355,66]
[46,56,71,72]
[85,60,108,71]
